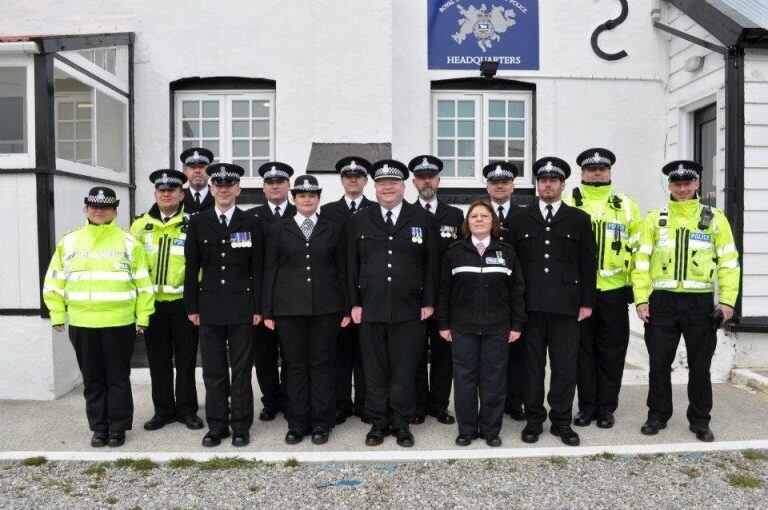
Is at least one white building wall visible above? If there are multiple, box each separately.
[0,174,39,308]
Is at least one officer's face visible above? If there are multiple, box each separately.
[294,192,320,216]
[374,178,405,208]
[263,178,290,203]
[581,166,612,184]
[154,187,184,212]
[184,164,209,191]
[412,174,440,201]
[486,179,514,203]
[341,174,367,196]
[211,183,241,208]
[87,205,117,225]
[537,176,565,202]
[467,205,493,238]
[668,178,699,201]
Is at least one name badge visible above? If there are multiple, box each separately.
[173,238,185,247]
[411,226,423,244]
[440,225,457,239]
[230,232,252,248]
[690,232,712,242]
[486,251,506,265]
[606,222,626,232]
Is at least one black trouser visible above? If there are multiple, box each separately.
[276,313,339,431]
[144,300,199,419]
[645,291,717,427]
[69,324,135,432]
[335,323,366,415]
[200,323,254,435]
[505,333,527,412]
[524,312,579,427]
[253,324,287,411]
[415,318,452,416]
[577,287,630,416]
[452,329,509,438]
[360,319,426,432]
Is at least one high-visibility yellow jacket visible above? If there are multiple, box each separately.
[43,220,155,328]
[130,206,188,302]
[632,198,740,307]
[563,184,643,292]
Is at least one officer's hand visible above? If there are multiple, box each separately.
[421,307,434,321]
[188,314,200,326]
[264,319,275,330]
[636,304,650,323]
[508,330,521,343]
[52,325,64,332]
[253,314,262,326]
[439,329,452,342]
[577,307,592,322]
[136,325,146,335]
[715,304,734,324]
[340,316,351,328]
[351,306,363,324]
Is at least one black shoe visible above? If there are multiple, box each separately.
[202,429,230,447]
[285,429,306,445]
[640,419,667,436]
[232,434,250,447]
[689,424,715,442]
[550,425,580,447]
[596,412,615,429]
[259,407,279,421]
[429,410,455,425]
[573,411,593,427]
[359,413,373,425]
[311,427,330,445]
[506,406,527,421]
[365,426,389,447]
[485,436,502,447]
[107,430,125,447]
[180,414,204,430]
[143,415,176,431]
[91,431,108,448]
[411,415,426,425]
[455,434,473,447]
[521,424,542,444]
[335,410,352,425]
[394,428,414,448]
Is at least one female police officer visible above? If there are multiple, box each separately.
[262,175,350,445]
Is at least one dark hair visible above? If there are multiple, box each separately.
[462,200,501,238]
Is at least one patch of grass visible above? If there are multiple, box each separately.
[637,454,653,461]
[131,458,157,472]
[629,470,638,477]
[21,456,47,466]
[248,485,262,493]
[681,468,701,479]
[168,458,197,469]
[548,456,567,467]
[484,459,495,471]
[446,459,456,466]
[129,507,142,510]
[114,458,135,469]
[726,474,762,489]
[284,457,299,468]
[599,452,616,460]
[105,496,119,505]
[144,482,159,488]
[743,450,768,461]
[199,456,255,471]
[83,463,108,477]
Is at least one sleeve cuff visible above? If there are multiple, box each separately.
[509,321,523,332]
[50,312,66,325]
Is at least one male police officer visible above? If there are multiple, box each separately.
[180,147,215,214]
[633,160,740,442]
[563,149,642,429]
[320,156,377,424]
[409,155,461,425]
[131,170,204,431]
[184,163,264,447]
[348,159,439,448]
[248,162,296,420]
[483,161,526,421]
[507,157,597,447]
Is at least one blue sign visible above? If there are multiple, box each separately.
[428,0,540,70]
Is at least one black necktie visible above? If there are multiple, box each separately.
[545,204,554,223]
[194,192,201,206]
[497,205,504,222]
[219,214,227,229]
[425,203,431,212]
[385,210,394,232]
[350,201,357,213]
[274,205,281,218]
[162,217,169,224]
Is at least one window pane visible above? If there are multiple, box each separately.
[232,100,249,118]
[508,140,525,158]
[252,120,269,137]
[489,100,505,118]
[457,140,474,157]
[508,120,525,138]
[489,140,505,158]
[489,120,505,138]
[58,123,74,140]
[58,102,74,120]
[457,120,474,137]
[437,140,454,157]
[437,100,454,118]
[253,158,269,171]
[457,101,474,118]
[437,120,454,137]
[202,101,219,118]
[457,160,475,177]
[94,91,126,172]
[232,140,250,157]
[202,121,219,138]
[202,140,219,158]
[76,122,91,139]
[58,142,74,160]
[182,140,196,150]
[76,102,92,119]
[182,120,199,138]
[182,101,198,118]
[442,160,456,177]
[233,159,251,171]
[76,141,92,161]
[508,101,524,118]
[252,140,269,157]
[232,120,249,137]
[0,68,25,153]
[252,101,270,117]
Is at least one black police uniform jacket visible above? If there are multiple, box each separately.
[183,207,265,325]
[416,200,464,266]
[498,203,521,244]
[249,202,297,228]
[436,237,527,335]
[348,201,440,323]
[506,203,597,316]
[182,188,215,214]
[319,196,377,225]
[262,216,348,318]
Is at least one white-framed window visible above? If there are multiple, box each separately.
[175,90,276,184]
[0,49,36,169]
[432,90,533,187]
[55,94,94,165]
[76,48,117,75]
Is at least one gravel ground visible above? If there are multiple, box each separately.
[0,450,767,509]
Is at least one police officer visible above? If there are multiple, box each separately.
[248,162,296,420]
[43,187,155,447]
[348,159,440,448]
[180,147,215,214]
[184,163,264,447]
[320,156,376,424]
[633,160,740,442]
[506,157,597,447]
[563,149,643,429]
[262,175,350,445]
[410,155,461,425]
[131,170,204,432]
